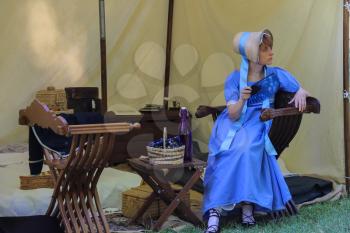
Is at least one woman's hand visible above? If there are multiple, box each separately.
[240,87,252,101]
[288,87,310,112]
[228,87,252,120]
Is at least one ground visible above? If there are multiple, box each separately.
[160,198,350,233]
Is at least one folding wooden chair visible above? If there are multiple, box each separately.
[13,99,140,233]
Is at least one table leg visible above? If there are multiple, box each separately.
[152,169,203,231]
[128,162,204,231]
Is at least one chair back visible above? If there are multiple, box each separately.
[195,91,320,159]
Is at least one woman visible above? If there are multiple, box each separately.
[203,29,309,232]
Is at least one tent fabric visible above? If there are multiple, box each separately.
[0,0,344,182]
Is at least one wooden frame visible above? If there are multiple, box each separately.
[20,99,140,233]
[128,158,205,231]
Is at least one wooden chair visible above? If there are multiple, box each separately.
[196,91,320,158]
[13,99,140,233]
[195,91,320,218]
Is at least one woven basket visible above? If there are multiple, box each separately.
[122,184,190,219]
[35,86,67,111]
[19,171,54,190]
[146,145,185,165]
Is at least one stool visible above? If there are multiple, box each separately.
[128,158,206,231]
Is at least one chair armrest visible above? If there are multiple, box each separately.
[195,105,226,120]
[19,99,69,135]
[260,96,320,121]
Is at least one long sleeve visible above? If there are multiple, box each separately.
[224,70,240,105]
[274,67,300,92]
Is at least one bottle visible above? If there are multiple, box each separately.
[179,107,192,163]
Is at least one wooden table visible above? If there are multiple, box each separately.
[104,109,183,164]
[128,158,206,231]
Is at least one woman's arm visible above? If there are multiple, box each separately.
[228,86,252,120]
[273,67,309,112]
[288,87,310,112]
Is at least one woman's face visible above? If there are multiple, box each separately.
[258,35,273,65]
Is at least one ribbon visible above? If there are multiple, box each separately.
[218,32,250,152]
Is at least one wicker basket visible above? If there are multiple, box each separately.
[19,171,54,190]
[35,86,67,111]
[146,145,185,165]
[122,184,190,219]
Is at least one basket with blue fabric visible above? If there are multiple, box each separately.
[146,136,185,165]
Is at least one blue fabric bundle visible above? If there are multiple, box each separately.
[248,73,280,106]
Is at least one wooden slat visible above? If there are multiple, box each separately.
[68,122,140,135]
[76,134,93,171]
[260,96,320,121]
[19,99,141,136]
[87,190,104,233]
[64,192,80,232]
[72,192,89,233]
[129,158,206,171]
[57,196,73,233]
[93,191,109,233]
[48,135,78,205]
[79,190,95,233]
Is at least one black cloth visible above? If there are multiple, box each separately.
[0,216,63,233]
[28,112,103,175]
[28,127,44,175]
[285,176,333,204]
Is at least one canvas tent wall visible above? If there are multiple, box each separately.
[0,0,344,182]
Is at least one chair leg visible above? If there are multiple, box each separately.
[57,196,73,233]
[87,190,104,233]
[94,190,110,233]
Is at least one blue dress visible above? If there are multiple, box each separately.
[202,66,300,214]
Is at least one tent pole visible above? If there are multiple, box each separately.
[343,0,350,194]
[99,0,107,114]
[163,0,174,110]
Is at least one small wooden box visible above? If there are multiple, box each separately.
[122,184,190,219]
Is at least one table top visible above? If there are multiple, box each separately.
[128,158,206,170]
